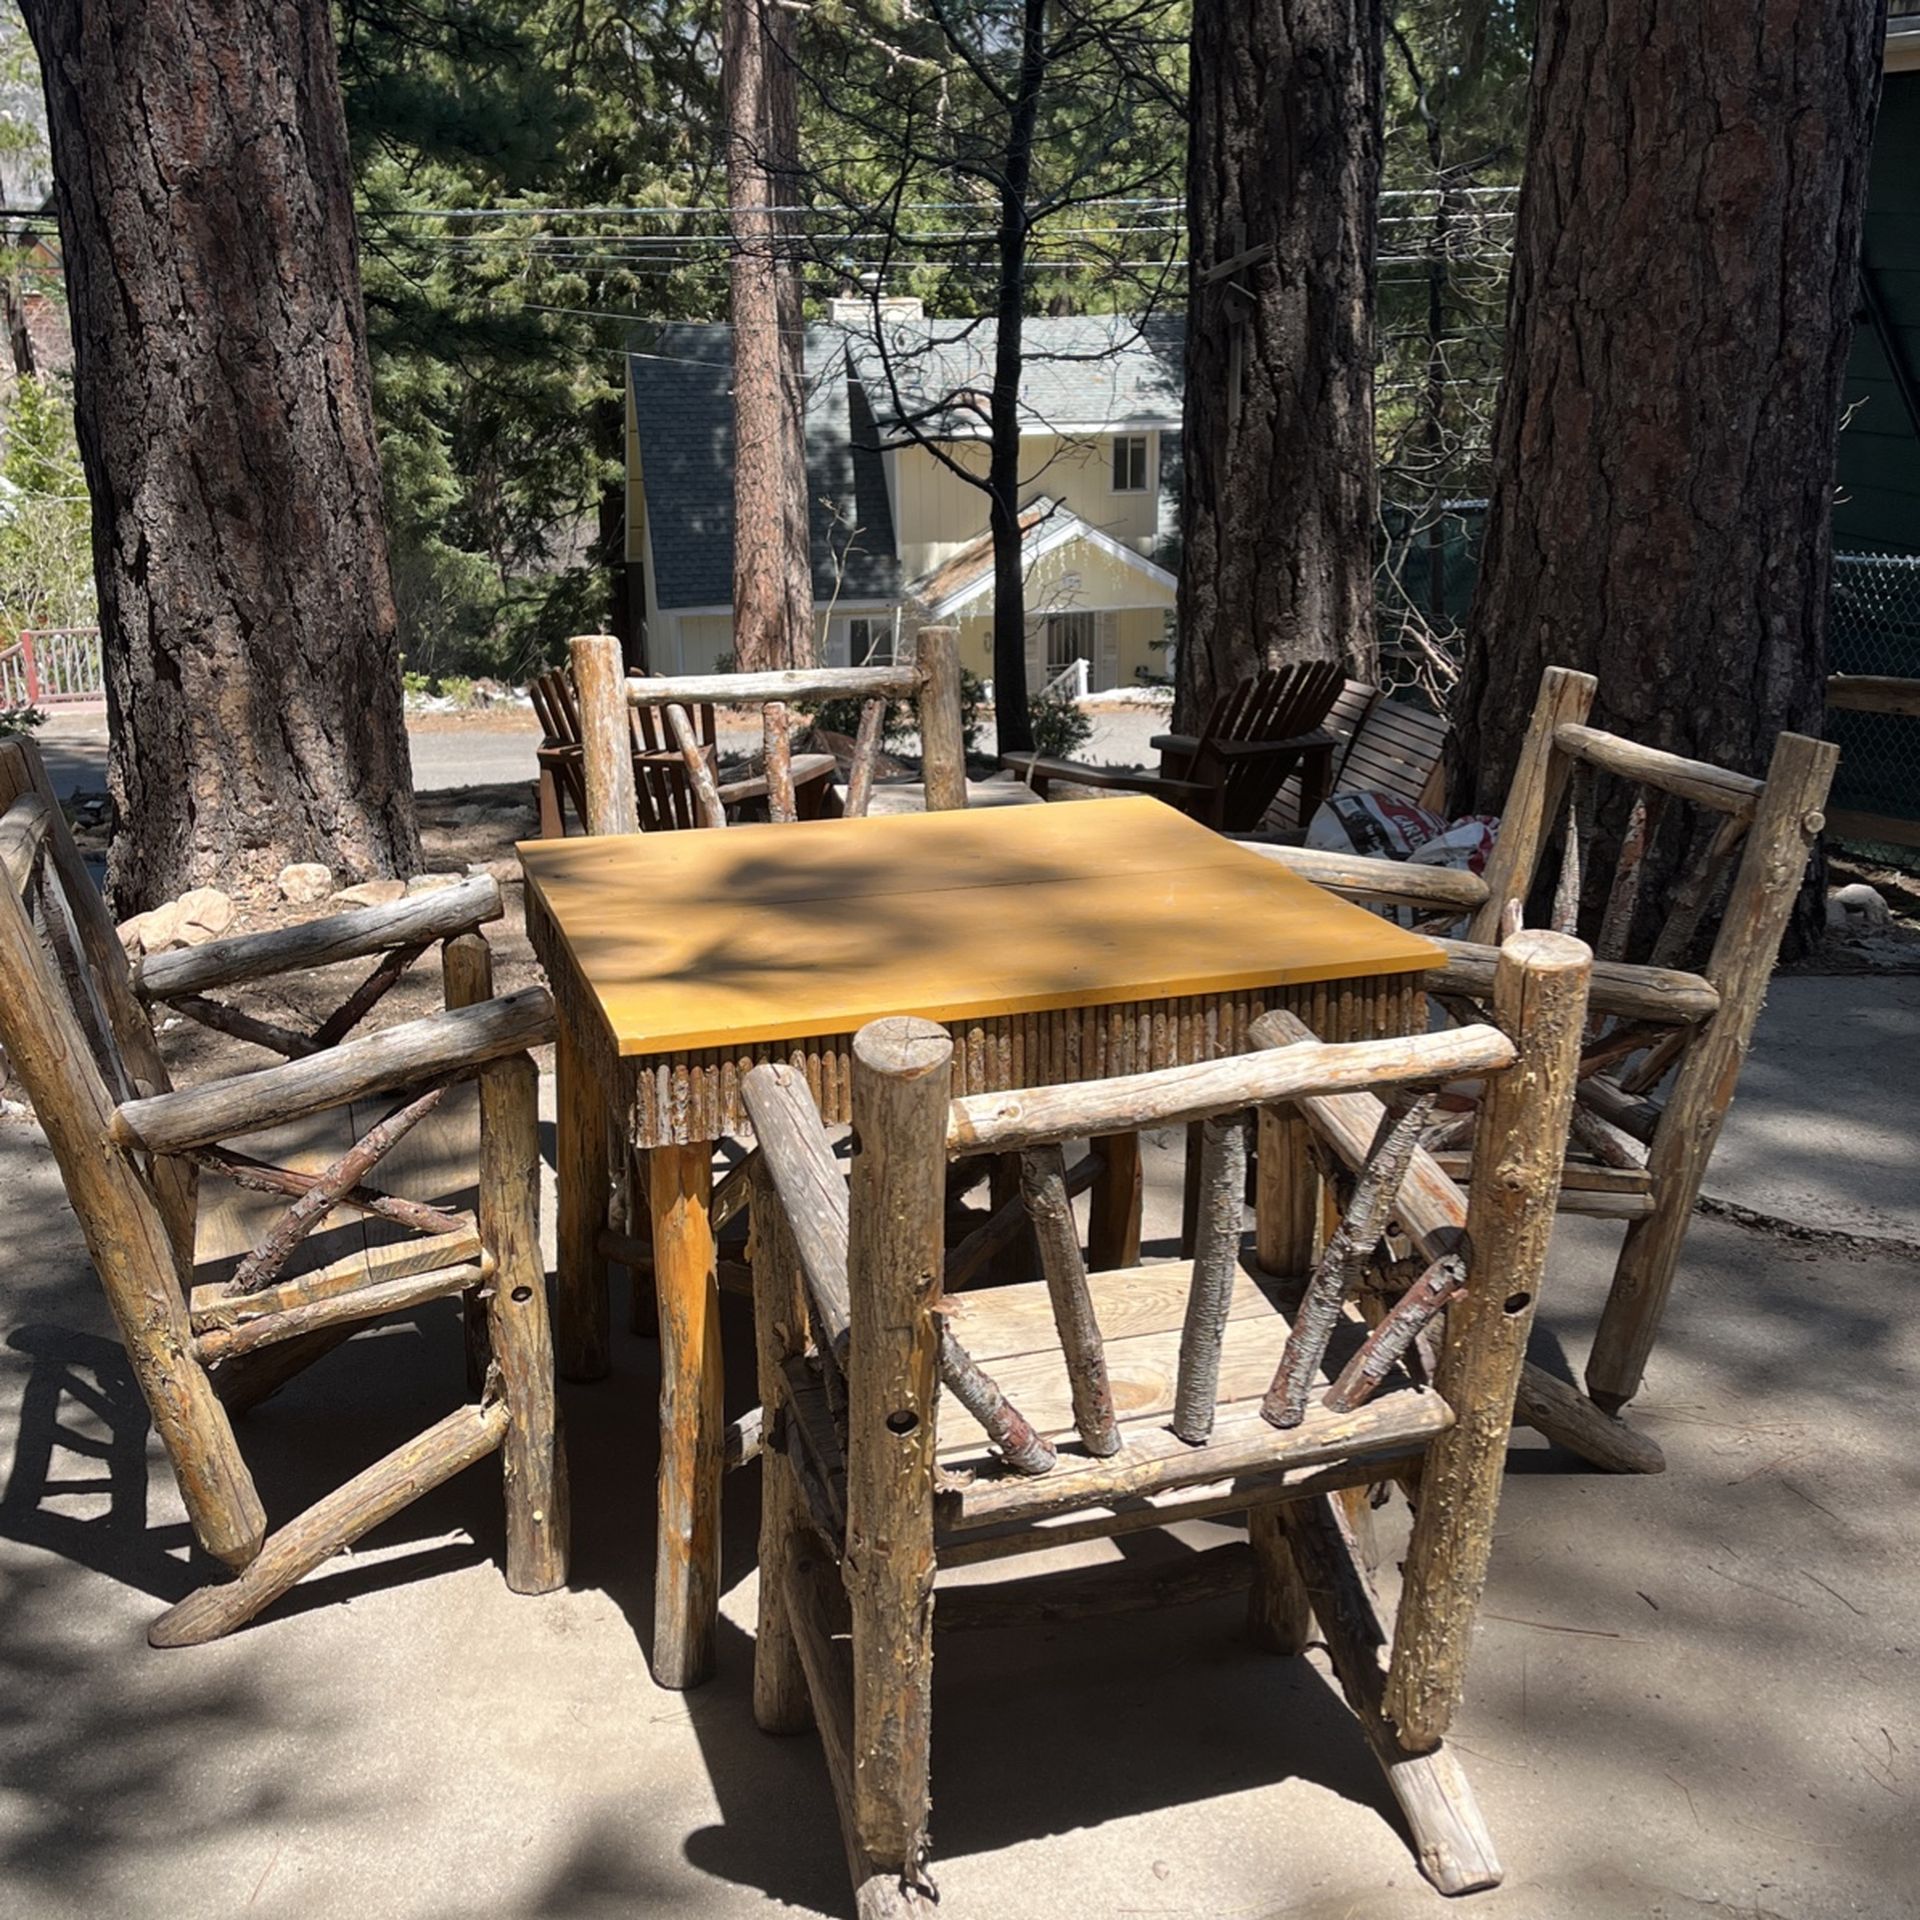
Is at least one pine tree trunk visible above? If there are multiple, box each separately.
[1453,3,1883,826]
[1177,0,1384,731]
[726,0,813,672]
[986,0,1050,758]
[23,0,418,911]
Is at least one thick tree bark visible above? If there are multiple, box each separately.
[985,0,1050,757]
[1453,4,1883,835]
[726,0,813,672]
[1177,0,1384,731]
[23,0,419,911]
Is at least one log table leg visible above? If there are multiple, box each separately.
[555,1024,611,1381]
[648,1141,723,1690]
[1087,1130,1141,1270]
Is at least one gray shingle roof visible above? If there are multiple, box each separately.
[627,312,1186,611]
[842,312,1184,438]
[627,324,902,612]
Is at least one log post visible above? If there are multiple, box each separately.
[748,1153,814,1734]
[555,1023,612,1382]
[763,701,798,824]
[915,625,967,813]
[1280,1493,1503,1894]
[1586,730,1838,1410]
[1386,930,1590,1749]
[570,634,638,837]
[1086,1130,1141,1270]
[479,1049,569,1593]
[0,867,266,1571]
[1465,666,1596,945]
[843,1016,950,1880]
[1019,1143,1121,1457]
[648,1139,724,1689]
[1172,1114,1245,1444]
[844,700,886,819]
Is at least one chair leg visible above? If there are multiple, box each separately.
[537,767,563,840]
[1087,1129,1141,1269]
[480,1052,570,1594]
[555,1024,611,1381]
[782,1543,938,1916]
[748,1158,812,1735]
[1279,1494,1502,1895]
[1246,1505,1313,1653]
[647,1141,723,1690]
[149,1400,510,1648]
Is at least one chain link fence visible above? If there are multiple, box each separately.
[1827,551,1920,869]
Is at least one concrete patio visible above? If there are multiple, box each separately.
[0,971,1914,1919]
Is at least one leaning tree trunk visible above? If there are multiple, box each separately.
[1453,3,1883,838]
[726,0,813,673]
[23,0,419,911]
[1177,0,1384,732]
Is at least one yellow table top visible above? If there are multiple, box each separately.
[518,796,1441,1056]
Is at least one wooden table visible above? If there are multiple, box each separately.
[519,795,1438,1688]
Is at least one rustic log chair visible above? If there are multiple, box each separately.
[530,664,838,837]
[743,929,1591,1913]
[550,630,971,1380]
[1244,665,1838,1468]
[1000,661,1347,832]
[0,740,567,1645]
[1264,677,1452,835]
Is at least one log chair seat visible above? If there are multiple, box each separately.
[783,1253,1452,1556]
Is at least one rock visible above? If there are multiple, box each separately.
[279,862,333,904]
[1828,881,1892,930]
[117,900,186,955]
[406,872,463,896]
[174,886,234,944]
[332,878,407,909]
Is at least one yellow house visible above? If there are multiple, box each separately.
[624,304,1181,693]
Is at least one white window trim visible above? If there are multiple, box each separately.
[1111,431,1152,495]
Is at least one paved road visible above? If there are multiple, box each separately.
[32,699,1174,799]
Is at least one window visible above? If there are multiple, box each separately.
[1046,611,1096,675]
[1111,432,1150,493]
[833,616,892,667]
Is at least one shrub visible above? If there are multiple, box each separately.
[1026,686,1094,758]
[0,703,46,740]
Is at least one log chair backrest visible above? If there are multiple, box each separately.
[742,929,1587,1506]
[1470,667,1839,991]
[568,627,968,836]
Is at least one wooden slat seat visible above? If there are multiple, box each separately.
[1267,679,1451,833]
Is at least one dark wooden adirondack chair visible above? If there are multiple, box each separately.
[1001,662,1346,831]
[0,738,567,1645]
[530,664,839,836]
[743,930,1591,1912]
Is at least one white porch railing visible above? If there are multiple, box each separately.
[1040,656,1090,701]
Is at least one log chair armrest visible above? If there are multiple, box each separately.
[135,874,504,1002]
[1235,841,1490,912]
[1427,940,1719,1024]
[110,986,556,1155]
[1148,731,1202,756]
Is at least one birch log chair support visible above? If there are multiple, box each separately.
[1243,665,1839,1464]
[0,740,568,1645]
[1000,661,1348,832]
[743,932,1590,1913]
[531,663,839,836]
[568,625,969,834]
